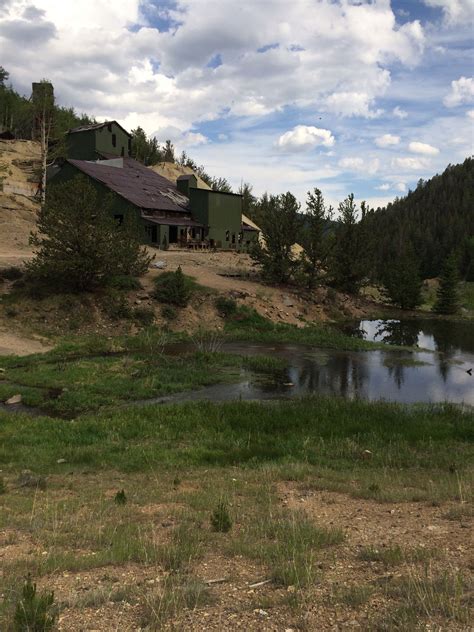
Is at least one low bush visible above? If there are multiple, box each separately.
[161,305,178,320]
[0,266,23,281]
[109,275,143,291]
[210,499,232,532]
[133,306,155,326]
[13,575,57,631]
[215,296,237,317]
[153,266,196,307]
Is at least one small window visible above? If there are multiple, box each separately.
[114,214,124,226]
[128,138,132,155]
[231,233,236,244]
[107,123,112,132]
[112,133,117,147]
[225,230,230,241]
[121,146,124,156]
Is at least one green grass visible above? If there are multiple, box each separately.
[224,306,413,350]
[358,545,436,566]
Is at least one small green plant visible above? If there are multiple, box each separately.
[153,266,195,307]
[114,489,127,505]
[210,499,232,533]
[0,477,6,494]
[0,266,23,281]
[101,292,132,320]
[215,295,237,317]
[161,304,178,320]
[109,275,143,291]
[133,306,155,326]
[13,575,57,632]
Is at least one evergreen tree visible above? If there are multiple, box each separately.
[209,176,232,193]
[331,194,370,294]
[163,139,175,163]
[238,181,257,219]
[300,188,333,289]
[251,192,301,283]
[130,127,162,165]
[27,176,152,292]
[384,251,422,310]
[433,253,461,314]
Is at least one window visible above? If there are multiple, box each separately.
[107,123,112,132]
[112,133,117,147]
[114,214,124,226]
[225,230,230,241]
[128,138,132,155]
[231,233,236,244]
[121,147,124,157]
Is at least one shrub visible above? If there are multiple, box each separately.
[133,306,155,326]
[161,305,178,320]
[114,489,127,505]
[101,292,132,320]
[0,266,23,281]
[0,477,5,494]
[153,266,195,307]
[210,499,232,533]
[215,296,237,317]
[109,275,143,291]
[13,575,56,632]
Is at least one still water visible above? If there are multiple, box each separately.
[162,319,474,406]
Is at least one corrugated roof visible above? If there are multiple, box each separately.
[67,157,190,212]
[142,215,204,228]
[67,120,132,137]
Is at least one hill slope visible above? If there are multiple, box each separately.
[0,140,40,264]
[368,157,473,278]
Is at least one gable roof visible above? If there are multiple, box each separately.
[67,157,190,212]
[67,120,132,138]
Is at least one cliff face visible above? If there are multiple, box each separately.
[0,139,40,265]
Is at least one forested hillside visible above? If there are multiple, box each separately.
[368,157,473,279]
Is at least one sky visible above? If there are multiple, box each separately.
[0,0,473,209]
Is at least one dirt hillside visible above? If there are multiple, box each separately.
[0,139,40,265]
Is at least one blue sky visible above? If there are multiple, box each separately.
[1,0,472,209]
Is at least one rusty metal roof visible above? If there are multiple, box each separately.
[67,120,132,137]
[67,157,190,212]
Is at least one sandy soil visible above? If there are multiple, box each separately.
[0,327,52,356]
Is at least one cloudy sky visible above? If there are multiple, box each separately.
[1,0,473,208]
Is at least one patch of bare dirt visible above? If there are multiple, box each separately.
[0,140,40,265]
[0,327,52,356]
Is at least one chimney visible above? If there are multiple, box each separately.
[176,174,197,197]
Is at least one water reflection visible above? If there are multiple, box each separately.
[164,328,474,406]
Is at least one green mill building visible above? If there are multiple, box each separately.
[49,121,259,251]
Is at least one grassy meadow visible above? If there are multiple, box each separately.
[0,327,472,630]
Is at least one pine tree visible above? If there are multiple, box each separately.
[433,253,460,314]
[384,251,422,310]
[26,176,152,292]
[331,194,370,294]
[251,192,301,283]
[300,188,333,289]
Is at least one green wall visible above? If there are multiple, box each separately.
[189,188,242,248]
[66,123,131,160]
[48,163,150,242]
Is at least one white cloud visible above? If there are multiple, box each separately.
[392,156,430,170]
[423,0,474,25]
[395,182,407,192]
[338,157,379,175]
[376,183,391,190]
[443,76,474,107]
[467,110,474,119]
[408,141,440,155]
[0,0,427,135]
[393,106,408,119]
[375,134,400,148]
[277,125,335,152]
[325,91,385,119]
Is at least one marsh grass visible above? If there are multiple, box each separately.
[229,508,344,587]
[377,566,471,628]
[358,545,436,566]
[332,584,374,607]
[142,574,213,629]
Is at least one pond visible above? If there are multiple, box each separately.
[159,319,474,406]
